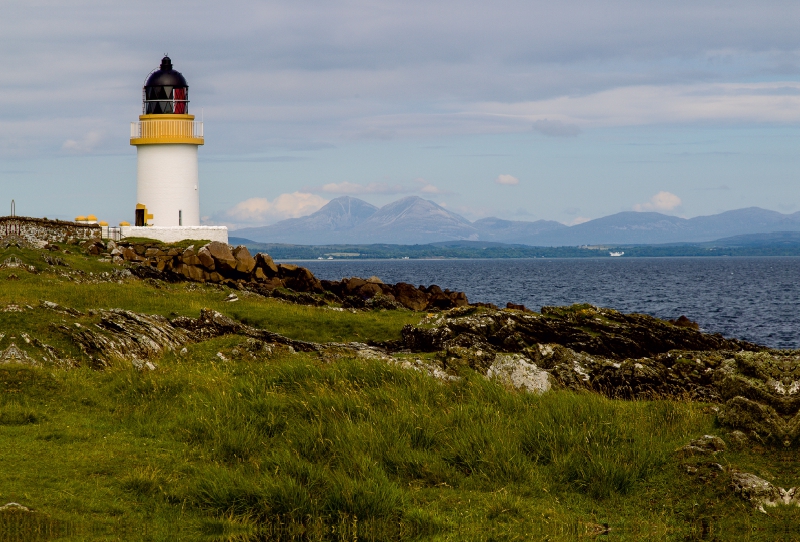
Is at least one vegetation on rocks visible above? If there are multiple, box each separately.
[1,238,799,540]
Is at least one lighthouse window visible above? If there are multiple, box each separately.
[144,85,189,114]
[174,88,187,114]
[179,210,182,226]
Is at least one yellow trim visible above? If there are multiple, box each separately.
[131,137,204,145]
[139,114,195,121]
[131,115,203,145]
[119,221,130,226]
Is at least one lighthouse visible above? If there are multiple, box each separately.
[126,56,227,243]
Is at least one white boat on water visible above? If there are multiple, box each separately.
[609,251,624,257]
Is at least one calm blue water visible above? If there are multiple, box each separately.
[286,257,800,349]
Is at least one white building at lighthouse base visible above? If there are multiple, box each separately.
[120,225,228,244]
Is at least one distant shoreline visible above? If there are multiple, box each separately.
[279,255,800,263]
[230,236,800,260]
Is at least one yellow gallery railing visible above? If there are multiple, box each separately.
[130,116,204,145]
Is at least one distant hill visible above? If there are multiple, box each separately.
[236,196,478,244]
[231,197,800,246]
[234,196,378,244]
[533,207,800,246]
[701,230,800,247]
[354,197,476,243]
[472,217,567,243]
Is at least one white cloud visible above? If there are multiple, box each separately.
[414,177,447,194]
[4,2,800,158]
[221,192,328,226]
[569,216,592,225]
[62,130,104,153]
[495,174,519,185]
[419,184,444,194]
[633,191,682,212]
[475,82,800,130]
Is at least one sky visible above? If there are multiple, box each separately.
[2,0,800,228]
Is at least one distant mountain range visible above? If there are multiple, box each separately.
[231,196,800,246]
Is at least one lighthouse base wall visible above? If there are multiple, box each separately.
[121,226,228,244]
[136,144,200,227]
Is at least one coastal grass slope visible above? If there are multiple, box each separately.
[0,244,798,540]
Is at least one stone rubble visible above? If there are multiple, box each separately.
[111,240,469,311]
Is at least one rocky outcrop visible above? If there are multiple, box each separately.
[56,307,322,365]
[44,304,415,368]
[398,304,756,359]
[392,304,800,447]
[110,240,469,311]
[712,351,800,447]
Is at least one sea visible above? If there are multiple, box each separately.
[286,257,800,350]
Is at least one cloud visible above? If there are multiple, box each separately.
[62,131,104,153]
[633,191,682,212]
[532,119,581,137]
[476,82,800,130]
[569,216,592,226]
[221,192,328,226]
[4,2,800,158]
[311,178,447,195]
[495,174,519,185]
[420,184,444,194]
[414,178,448,194]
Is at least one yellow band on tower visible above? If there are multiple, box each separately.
[130,114,204,145]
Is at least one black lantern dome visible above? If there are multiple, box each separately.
[143,56,189,115]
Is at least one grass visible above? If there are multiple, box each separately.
[1,349,779,540]
[0,243,797,540]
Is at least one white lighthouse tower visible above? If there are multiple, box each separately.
[125,56,227,243]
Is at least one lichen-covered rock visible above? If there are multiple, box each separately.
[440,332,495,370]
[731,471,783,513]
[401,324,453,352]
[487,354,551,394]
[718,396,792,446]
[678,435,726,456]
[67,309,190,362]
[364,294,404,311]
